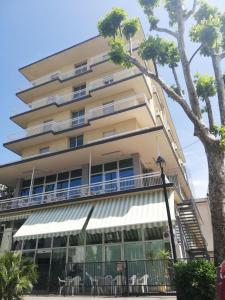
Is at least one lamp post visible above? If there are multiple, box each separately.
[156,155,177,262]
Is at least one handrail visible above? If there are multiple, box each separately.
[0,172,166,212]
[7,93,147,142]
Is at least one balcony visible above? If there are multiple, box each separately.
[27,67,141,110]
[7,94,148,143]
[0,172,172,212]
[23,41,140,88]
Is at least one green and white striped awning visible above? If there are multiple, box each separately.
[14,203,93,241]
[86,191,175,233]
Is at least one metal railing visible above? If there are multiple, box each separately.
[33,259,176,295]
[7,93,147,142]
[0,172,165,212]
[27,67,140,111]
[19,41,141,90]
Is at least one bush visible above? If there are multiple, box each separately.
[0,252,37,300]
[174,259,216,300]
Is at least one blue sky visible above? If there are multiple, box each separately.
[0,0,224,197]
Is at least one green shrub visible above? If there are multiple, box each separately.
[174,259,216,300]
[0,252,37,300]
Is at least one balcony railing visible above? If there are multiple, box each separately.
[20,41,141,90]
[7,93,147,142]
[26,67,140,111]
[0,172,167,212]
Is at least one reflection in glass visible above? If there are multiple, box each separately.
[105,244,121,261]
[68,247,85,263]
[38,238,52,248]
[23,239,37,250]
[124,243,144,260]
[124,229,142,242]
[86,245,102,262]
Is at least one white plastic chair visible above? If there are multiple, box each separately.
[58,277,65,295]
[139,274,149,293]
[129,274,137,293]
[71,276,81,295]
[104,275,113,295]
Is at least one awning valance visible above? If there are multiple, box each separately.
[86,191,175,233]
[14,203,93,240]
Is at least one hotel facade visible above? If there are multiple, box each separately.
[0,31,207,295]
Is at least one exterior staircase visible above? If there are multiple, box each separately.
[177,200,208,258]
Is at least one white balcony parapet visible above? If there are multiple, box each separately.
[17,67,141,112]
[0,172,167,212]
[7,94,147,142]
[27,40,140,88]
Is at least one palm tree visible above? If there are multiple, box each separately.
[0,252,37,300]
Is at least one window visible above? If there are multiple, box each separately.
[124,229,142,242]
[68,247,85,263]
[53,236,67,248]
[33,185,44,194]
[11,240,23,251]
[104,231,121,243]
[119,158,133,169]
[40,147,49,154]
[57,180,69,190]
[22,180,31,188]
[86,233,102,245]
[20,188,29,196]
[69,135,83,148]
[103,130,115,138]
[37,237,52,248]
[74,61,87,75]
[71,169,82,178]
[23,239,37,250]
[124,243,144,260]
[71,110,85,127]
[45,174,57,183]
[34,177,44,185]
[45,183,55,192]
[86,245,102,262]
[73,84,86,99]
[69,234,80,246]
[58,172,69,181]
[105,245,121,262]
[91,174,103,194]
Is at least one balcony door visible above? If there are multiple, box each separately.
[73,84,86,99]
[71,110,85,127]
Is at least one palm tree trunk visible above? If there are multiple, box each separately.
[204,96,214,132]
[211,53,225,125]
[205,143,225,265]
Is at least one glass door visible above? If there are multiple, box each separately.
[105,171,117,193]
[34,251,51,293]
[71,110,85,127]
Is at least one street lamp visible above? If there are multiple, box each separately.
[156,155,177,262]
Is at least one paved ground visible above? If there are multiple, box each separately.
[24,296,176,300]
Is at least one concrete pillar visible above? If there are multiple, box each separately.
[132,153,142,176]
[0,227,13,253]
[14,178,23,197]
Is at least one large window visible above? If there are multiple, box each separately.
[105,244,121,262]
[38,238,52,249]
[124,243,144,260]
[23,239,37,250]
[68,246,85,263]
[86,245,102,262]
